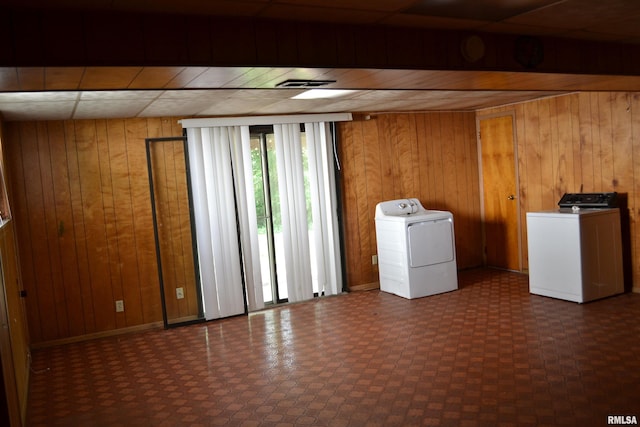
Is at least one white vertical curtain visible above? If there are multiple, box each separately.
[305,122,343,297]
[186,126,264,320]
[228,126,265,313]
[182,113,350,319]
[273,124,314,302]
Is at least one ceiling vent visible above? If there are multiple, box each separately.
[275,79,336,88]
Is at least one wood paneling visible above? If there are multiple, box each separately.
[481,92,640,291]
[0,222,30,426]
[338,112,483,290]
[6,92,640,345]
[0,120,30,426]
[3,6,640,78]
[4,118,187,344]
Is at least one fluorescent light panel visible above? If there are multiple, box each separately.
[292,89,357,99]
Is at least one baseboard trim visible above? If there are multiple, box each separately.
[349,281,380,292]
[30,322,165,349]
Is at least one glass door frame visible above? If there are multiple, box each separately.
[251,126,284,305]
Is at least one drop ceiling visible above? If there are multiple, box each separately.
[1,0,640,121]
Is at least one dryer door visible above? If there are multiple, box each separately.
[408,218,455,267]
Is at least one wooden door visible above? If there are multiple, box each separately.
[479,115,520,271]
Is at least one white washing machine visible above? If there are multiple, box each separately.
[375,198,458,299]
[526,193,624,303]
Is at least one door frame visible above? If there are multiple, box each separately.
[146,136,205,328]
[249,126,283,305]
[476,111,523,272]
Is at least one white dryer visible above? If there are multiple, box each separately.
[375,198,458,299]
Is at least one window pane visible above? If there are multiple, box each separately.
[265,133,280,232]
[250,136,266,220]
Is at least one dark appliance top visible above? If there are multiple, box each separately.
[558,192,618,208]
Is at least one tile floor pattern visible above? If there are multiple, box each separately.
[27,268,640,426]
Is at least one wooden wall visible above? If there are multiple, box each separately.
[3,7,640,77]
[5,111,484,343]
[0,222,30,426]
[338,112,483,290]
[3,117,193,345]
[480,92,640,291]
[5,93,640,344]
[0,118,30,426]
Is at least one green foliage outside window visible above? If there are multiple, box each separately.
[251,133,313,234]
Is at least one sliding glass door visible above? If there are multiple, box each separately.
[251,126,321,304]
[182,116,347,320]
[250,128,281,304]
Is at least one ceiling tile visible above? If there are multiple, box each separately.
[0,92,79,102]
[250,98,324,114]
[196,98,280,116]
[0,102,76,121]
[73,99,151,119]
[80,90,163,100]
[185,68,256,88]
[302,99,385,113]
[139,97,220,117]
[224,68,297,88]
[231,89,306,99]
[156,89,228,99]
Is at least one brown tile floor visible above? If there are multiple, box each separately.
[27,268,640,426]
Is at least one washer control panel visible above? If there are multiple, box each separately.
[558,192,618,208]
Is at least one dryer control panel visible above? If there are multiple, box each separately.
[375,198,424,216]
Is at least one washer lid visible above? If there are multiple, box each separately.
[526,208,619,219]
